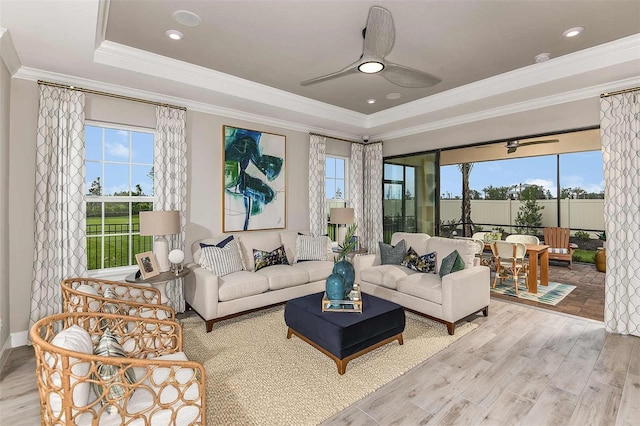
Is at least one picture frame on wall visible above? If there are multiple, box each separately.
[135,251,160,280]
[223,125,286,232]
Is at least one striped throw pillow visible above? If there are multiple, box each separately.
[199,239,245,276]
[295,235,329,262]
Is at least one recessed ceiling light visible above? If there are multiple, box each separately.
[534,53,551,63]
[173,10,202,27]
[386,93,401,100]
[562,27,584,38]
[165,30,184,40]
[366,99,376,104]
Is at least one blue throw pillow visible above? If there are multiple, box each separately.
[439,250,466,278]
[379,239,407,265]
[254,245,289,271]
[401,247,437,273]
[200,235,234,249]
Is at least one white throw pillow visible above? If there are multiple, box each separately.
[295,235,330,262]
[73,283,100,312]
[45,325,93,419]
[199,239,245,276]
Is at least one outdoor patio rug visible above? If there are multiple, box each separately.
[491,279,576,305]
[180,305,477,426]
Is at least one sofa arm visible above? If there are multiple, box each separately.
[183,264,220,321]
[353,254,379,284]
[440,266,490,322]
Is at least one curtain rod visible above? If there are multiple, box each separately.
[309,132,364,144]
[600,86,640,98]
[37,80,187,111]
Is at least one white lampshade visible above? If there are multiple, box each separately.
[139,211,180,272]
[330,208,354,225]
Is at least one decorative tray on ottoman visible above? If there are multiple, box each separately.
[322,288,362,313]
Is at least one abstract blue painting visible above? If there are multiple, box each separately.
[223,126,286,231]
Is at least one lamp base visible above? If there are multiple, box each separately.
[154,236,170,272]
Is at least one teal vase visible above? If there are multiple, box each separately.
[333,260,355,298]
[326,273,346,301]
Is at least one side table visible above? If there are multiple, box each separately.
[125,268,191,305]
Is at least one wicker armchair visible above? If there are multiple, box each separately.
[62,278,175,321]
[30,311,206,425]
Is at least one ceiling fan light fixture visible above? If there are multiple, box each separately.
[562,26,584,38]
[366,98,376,104]
[358,61,384,74]
[173,10,201,27]
[165,30,184,40]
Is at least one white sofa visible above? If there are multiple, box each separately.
[184,230,334,332]
[354,232,490,335]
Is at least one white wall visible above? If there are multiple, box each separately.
[0,44,11,364]
[7,78,325,336]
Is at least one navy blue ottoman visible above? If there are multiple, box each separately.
[284,292,405,374]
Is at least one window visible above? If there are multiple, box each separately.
[85,123,154,271]
[326,156,346,201]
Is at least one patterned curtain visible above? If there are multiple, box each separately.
[155,106,187,313]
[349,143,364,235]
[601,90,640,337]
[29,85,87,329]
[362,142,384,254]
[309,135,327,236]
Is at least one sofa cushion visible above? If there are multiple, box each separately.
[426,237,476,269]
[360,264,416,290]
[439,250,466,278]
[401,247,437,273]
[253,245,289,271]
[379,239,407,265]
[236,232,283,271]
[391,232,430,255]
[291,261,334,282]
[218,271,270,301]
[255,264,309,290]
[396,273,443,304]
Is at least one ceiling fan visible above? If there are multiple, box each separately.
[300,6,441,88]
[505,139,559,154]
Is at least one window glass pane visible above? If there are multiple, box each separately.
[104,202,130,234]
[86,201,102,270]
[384,164,403,181]
[131,131,154,163]
[335,158,345,178]
[104,163,130,196]
[104,234,130,269]
[132,202,153,262]
[131,165,153,196]
[85,126,102,161]
[326,179,336,199]
[334,180,344,199]
[326,158,335,178]
[104,128,130,162]
[86,236,102,270]
[86,202,102,235]
[86,162,102,196]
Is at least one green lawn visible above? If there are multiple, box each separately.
[573,249,595,264]
[86,215,152,270]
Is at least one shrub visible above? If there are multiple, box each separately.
[575,230,591,240]
[597,231,606,241]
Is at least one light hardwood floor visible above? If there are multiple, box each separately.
[1,298,638,425]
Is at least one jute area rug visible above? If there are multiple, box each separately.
[180,305,477,425]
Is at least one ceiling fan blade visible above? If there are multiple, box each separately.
[300,60,360,86]
[380,62,441,88]
[518,139,560,147]
[362,6,395,59]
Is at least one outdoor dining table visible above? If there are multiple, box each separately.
[484,242,550,293]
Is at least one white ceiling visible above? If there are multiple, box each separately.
[1,0,639,142]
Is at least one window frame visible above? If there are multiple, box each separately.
[85,120,155,275]
[326,155,349,202]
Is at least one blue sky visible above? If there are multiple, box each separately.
[440,151,604,198]
[85,125,154,196]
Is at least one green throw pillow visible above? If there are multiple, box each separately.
[379,239,407,265]
[439,250,466,278]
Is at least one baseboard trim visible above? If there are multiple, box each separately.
[11,330,28,347]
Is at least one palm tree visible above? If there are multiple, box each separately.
[457,163,474,236]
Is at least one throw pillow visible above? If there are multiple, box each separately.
[439,250,466,278]
[100,287,121,330]
[401,247,437,273]
[295,235,330,262]
[253,245,289,271]
[199,238,245,276]
[379,239,407,265]
[92,328,136,415]
[200,235,234,249]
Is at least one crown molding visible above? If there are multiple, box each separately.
[0,28,21,75]
[94,0,110,49]
[93,40,366,128]
[367,34,640,128]
[13,66,361,142]
[373,76,640,141]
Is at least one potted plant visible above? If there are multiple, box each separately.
[595,231,606,272]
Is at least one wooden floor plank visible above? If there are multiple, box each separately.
[615,373,640,426]
[569,380,623,426]
[519,385,581,426]
[479,391,535,426]
[589,333,636,389]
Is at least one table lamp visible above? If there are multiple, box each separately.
[330,207,355,244]
[139,210,180,272]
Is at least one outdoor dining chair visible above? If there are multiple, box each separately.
[491,240,528,294]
